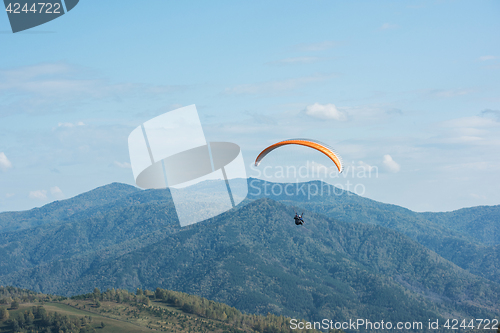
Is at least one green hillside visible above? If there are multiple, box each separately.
[421,205,500,246]
[245,179,500,285]
[1,286,323,333]
[1,180,499,330]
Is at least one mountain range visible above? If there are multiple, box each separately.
[0,178,499,326]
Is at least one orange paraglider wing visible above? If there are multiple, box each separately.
[254,139,343,173]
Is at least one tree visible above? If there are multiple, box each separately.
[10,318,20,331]
[10,300,19,310]
[26,310,34,325]
[101,321,106,328]
[0,307,9,320]
[93,288,101,301]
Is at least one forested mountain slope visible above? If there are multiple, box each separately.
[1,180,499,326]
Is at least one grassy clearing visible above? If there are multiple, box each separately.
[62,298,233,332]
[1,287,326,333]
[0,302,153,333]
[48,301,153,332]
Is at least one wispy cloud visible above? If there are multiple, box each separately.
[429,115,500,148]
[243,111,277,125]
[268,57,323,65]
[29,190,48,200]
[224,74,332,95]
[441,116,497,129]
[470,193,487,200]
[29,187,65,201]
[305,103,347,121]
[293,41,342,52]
[434,135,483,144]
[0,152,12,171]
[0,63,106,97]
[380,23,398,30]
[50,186,65,199]
[478,55,497,61]
[114,161,131,169]
[425,88,474,98]
[58,121,85,128]
[322,104,400,122]
[0,63,186,117]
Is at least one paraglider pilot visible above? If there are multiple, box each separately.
[294,213,304,225]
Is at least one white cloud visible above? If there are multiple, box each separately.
[0,63,100,98]
[441,116,497,129]
[244,111,277,125]
[58,121,85,128]
[293,41,341,52]
[0,63,187,117]
[5,193,15,198]
[0,152,13,171]
[269,57,322,65]
[305,103,347,121]
[478,55,497,61]
[225,75,331,95]
[28,187,64,201]
[437,136,483,144]
[430,115,500,148]
[426,88,474,98]
[383,155,400,173]
[380,23,398,30]
[114,161,131,169]
[29,190,48,200]
[50,186,65,199]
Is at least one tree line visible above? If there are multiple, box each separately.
[72,287,343,333]
[0,305,96,333]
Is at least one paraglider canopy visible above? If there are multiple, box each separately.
[254,139,343,173]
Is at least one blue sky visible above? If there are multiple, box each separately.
[0,0,499,212]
